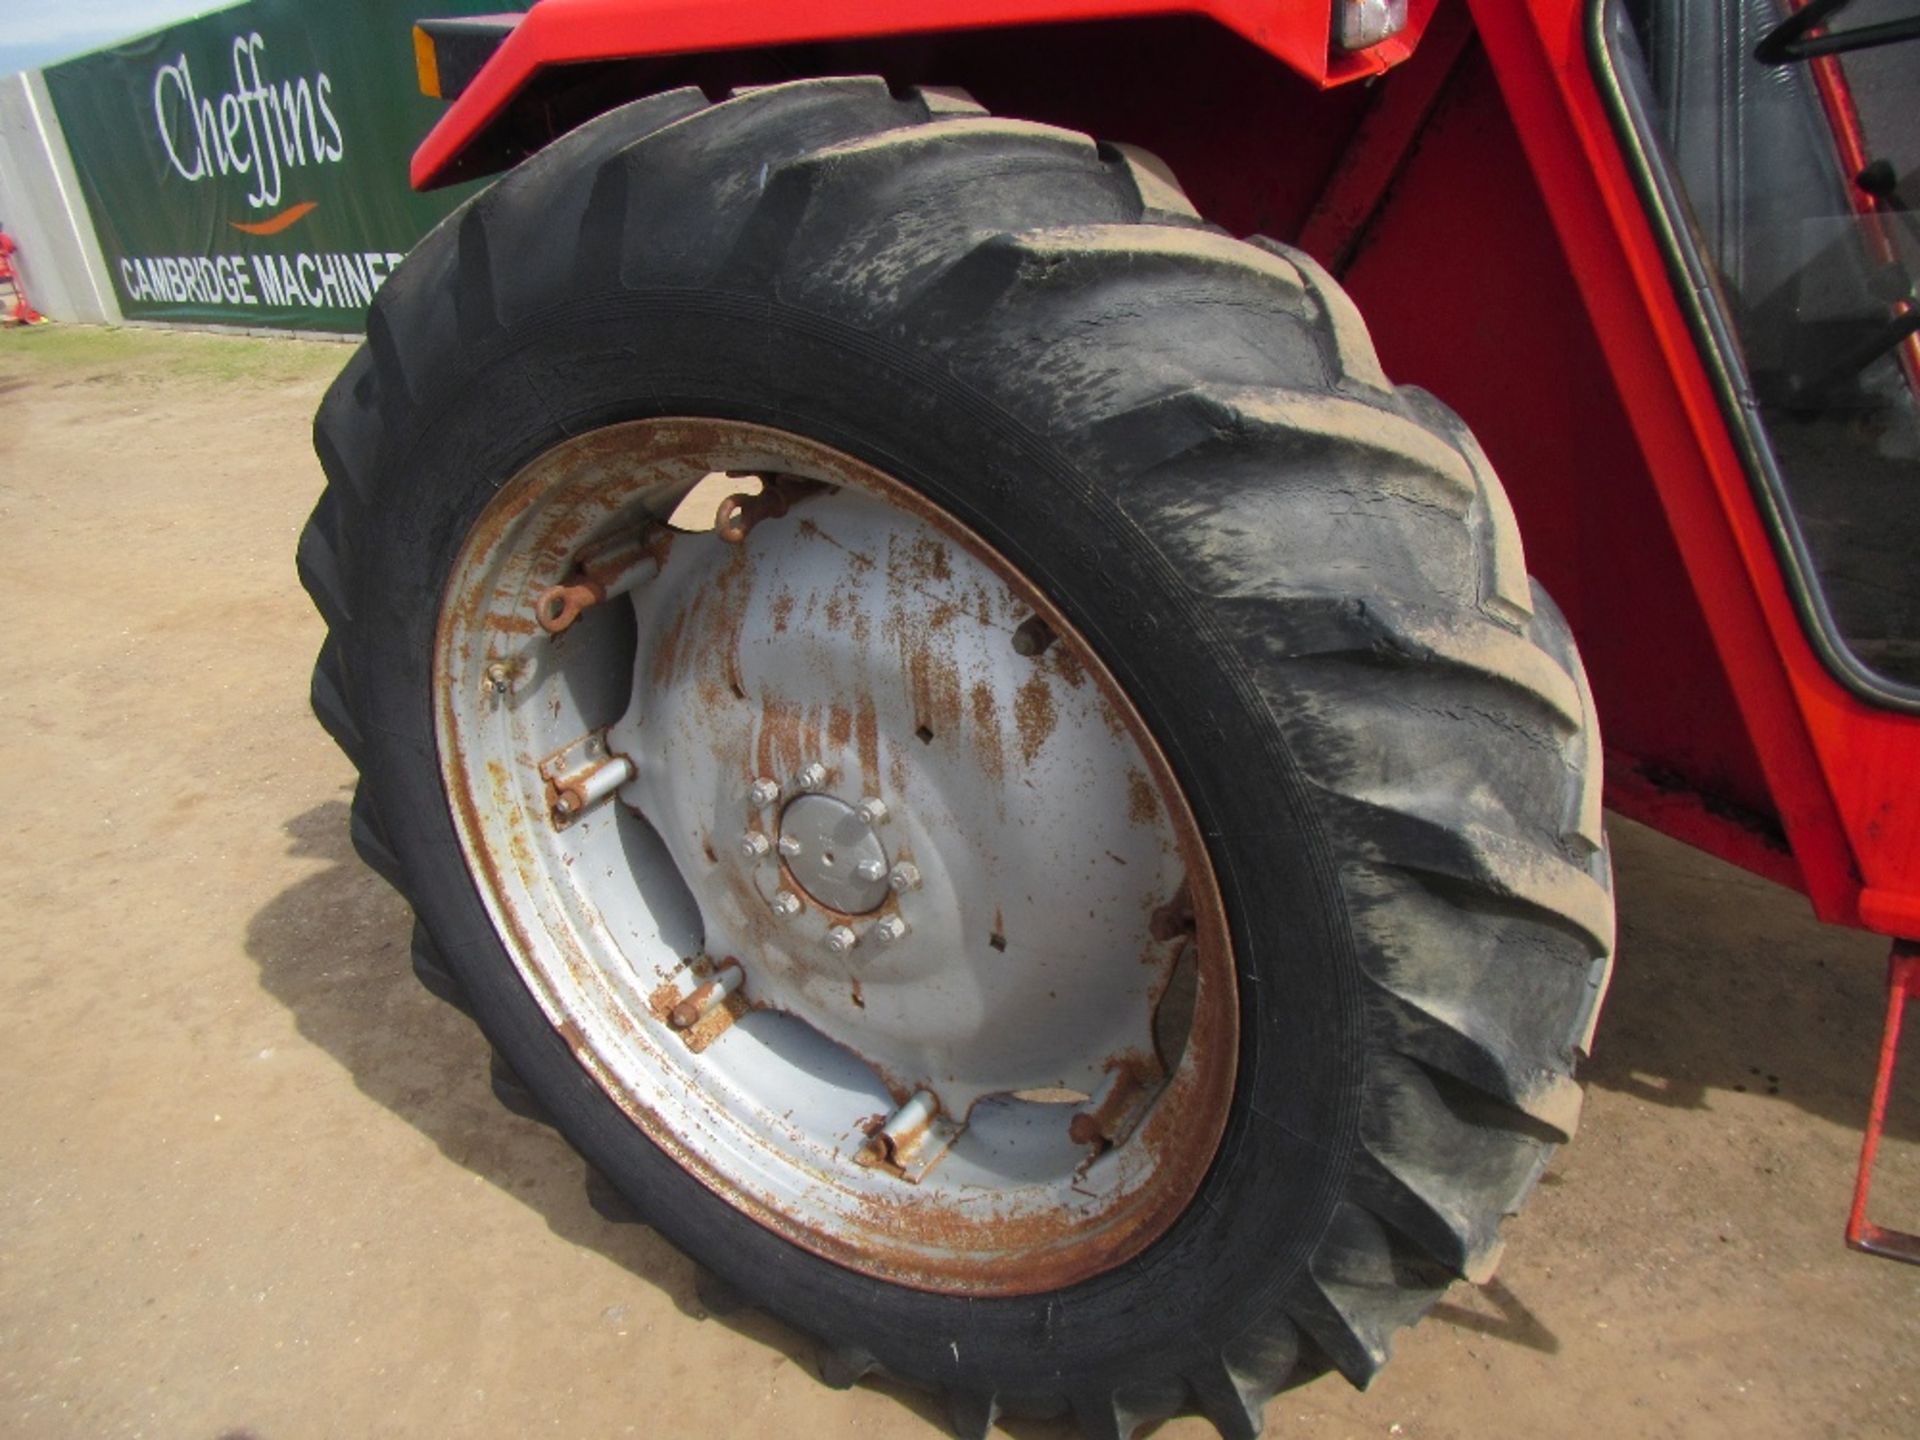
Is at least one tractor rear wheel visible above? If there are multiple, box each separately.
[299,79,1614,1438]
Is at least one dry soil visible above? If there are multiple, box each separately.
[0,326,1915,1440]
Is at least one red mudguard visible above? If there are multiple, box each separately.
[413,0,1437,187]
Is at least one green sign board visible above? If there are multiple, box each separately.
[44,0,524,333]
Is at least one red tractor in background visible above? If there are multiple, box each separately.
[298,1,1920,1434]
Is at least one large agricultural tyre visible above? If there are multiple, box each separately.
[299,79,1614,1439]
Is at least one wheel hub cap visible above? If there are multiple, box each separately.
[778,795,891,914]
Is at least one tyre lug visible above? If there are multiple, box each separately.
[887,861,921,893]
[739,831,772,859]
[794,762,829,792]
[770,890,803,919]
[777,834,804,859]
[872,915,908,945]
[824,925,857,957]
[853,796,888,826]
[748,777,782,808]
[669,960,743,1030]
[854,858,887,883]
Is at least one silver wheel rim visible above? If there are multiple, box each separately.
[436,418,1236,1294]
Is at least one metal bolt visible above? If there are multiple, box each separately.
[795,762,829,792]
[739,831,771,859]
[770,890,802,919]
[825,926,857,957]
[777,834,803,858]
[888,862,922,893]
[872,1089,938,1163]
[854,796,889,826]
[550,754,635,824]
[484,662,513,695]
[748,777,781,808]
[669,961,743,1030]
[873,915,908,945]
[854,858,887,883]
[1012,615,1057,657]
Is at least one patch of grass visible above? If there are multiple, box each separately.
[0,322,351,388]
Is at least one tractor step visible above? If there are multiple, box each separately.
[1846,941,1920,1265]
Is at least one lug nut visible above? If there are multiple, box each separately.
[739,831,771,859]
[854,796,888,826]
[854,859,887,883]
[888,862,922,893]
[795,762,829,792]
[748,777,781,808]
[873,916,908,945]
[777,834,803,858]
[825,925,857,956]
[770,890,802,919]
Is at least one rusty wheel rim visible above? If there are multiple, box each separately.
[435,419,1237,1294]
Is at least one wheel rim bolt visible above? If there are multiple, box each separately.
[825,926,857,956]
[854,859,887,883]
[873,1089,938,1162]
[854,796,888,826]
[887,861,921,893]
[873,916,908,945]
[748,777,781,808]
[777,835,803,858]
[739,831,771,859]
[669,960,743,1030]
[551,753,634,822]
[795,762,828,792]
[1011,615,1057,657]
[770,890,802,919]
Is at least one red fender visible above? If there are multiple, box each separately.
[413,0,1437,187]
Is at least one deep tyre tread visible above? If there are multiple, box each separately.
[308,637,362,765]
[346,784,403,892]
[409,921,472,1016]
[300,79,1613,1439]
[692,1263,748,1318]
[489,1047,552,1125]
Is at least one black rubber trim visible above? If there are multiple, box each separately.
[418,14,522,102]
[1587,0,1920,716]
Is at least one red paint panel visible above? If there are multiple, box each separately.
[412,0,1438,187]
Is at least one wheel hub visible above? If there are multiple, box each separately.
[777,794,891,915]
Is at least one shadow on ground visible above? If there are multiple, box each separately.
[244,796,957,1435]
[245,800,1913,1439]
[1579,816,1917,1142]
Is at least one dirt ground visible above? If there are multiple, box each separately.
[1,326,1915,1440]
